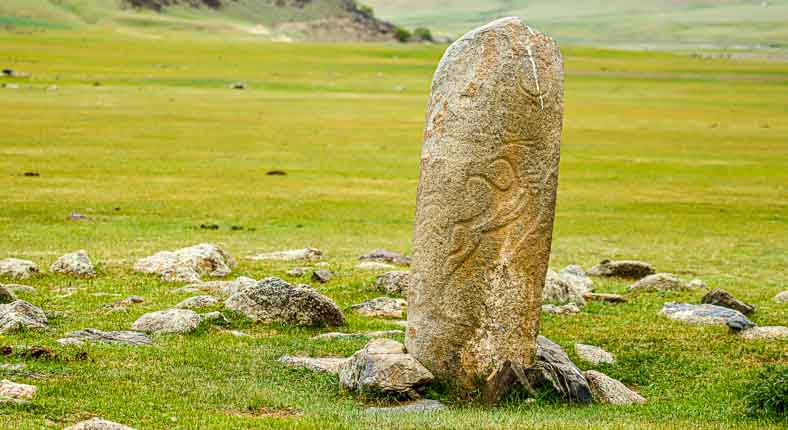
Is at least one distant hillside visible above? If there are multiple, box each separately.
[364,0,788,49]
[0,0,398,42]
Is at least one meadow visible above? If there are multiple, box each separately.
[0,29,787,429]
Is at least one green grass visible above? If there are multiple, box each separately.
[0,30,787,429]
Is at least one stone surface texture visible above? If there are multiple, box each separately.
[0,300,47,333]
[375,271,411,297]
[339,339,434,398]
[0,258,40,280]
[575,344,616,365]
[701,289,755,315]
[50,250,96,277]
[224,277,344,327]
[133,243,235,283]
[407,17,564,393]
[585,370,646,405]
[659,302,755,330]
[131,308,202,334]
[588,260,655,279]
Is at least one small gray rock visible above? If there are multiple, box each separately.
[356,261,396,271]
[0,258,40,280]
[366,399,445,414]
[68,212,90,221]
[1,284,36,294]
[375,271,411,297]
[312,330,403,340]
[286,267,309,277]
[687,279,708,289]
[104,296,145,311]
[543,270,586,306]
[246,248,322,262]
[131,309,201,334]
[278,355,347,374]
[575,344,616,365]
[659,302,755,330]
[312,269,333,283]
[738,326,788,341]
[541,303,581,315]
[352,297,406,318]
[58,328,152,346]
[338,339,433,398]
[0,286,16,304]
[773,291,788,303]
[50,250,95,277]
[701,289,755,315]
[588,260,655,279]
[585,370,646,405]
[559,265,594,294]
[0,379,36,404]
[175,295,218,310]
[0,300,47,333]
[133,243,235,283]
[199,311,228,324]
[224,277,344,327]
[65,418,136,430]
[359,249,411,266]
[584,293,627,303]
[629,273,682,292]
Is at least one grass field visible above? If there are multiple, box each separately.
[0,29,787,429]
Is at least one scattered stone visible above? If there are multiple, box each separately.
[68,212,90,221]
[738,326,788,341]
[0,300,47,333]
[659,302,755,330]
[45,310,67,319]
[2,83,19,89]
[356,261,396,271]
[199,223,219,230]
[588,260,655,279]
[575,344,616,365]
[359,249,411,266]
[629,273,682,292]
[131,308,202,334]
[1,284,36,294]
[246,248,322,262]
[522,336,593,404]
[0,258,40,280]
[231,82,247,90]
[0,379,36,403]
[542,303,581,315]
[352,297,406,318]
[175,295,218,310]
[311,269,333,283]
[687,279,708,289]
[772,291,788,303]
[57,328,152,346]
[543,270,586,306]
[133,243,235,283]
[312,330,403,340]
[176,276,257,296]
[225,329,251,338]
[559,265,594,294]
[65,418,136,430]
[584,293,627,303]
[266,170,287,176]
[278,355,347,374]
[339,339,433,398]
[50,250,96,277]
[375,271,411,297]
[199,311,228,324]
[286,267,309,277]
[366,399,445,414]
[224,277,344,327]
[585,370,646,405]
[0,286,16,304]
[104,296,145,311]
[22,172,40,177]
[701,289,755,315]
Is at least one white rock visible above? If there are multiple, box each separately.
[246,248,322,262]
[575,344,616,365]
[131,309,201,334]
[133,243,235,283]
[50,250,96,277]
[774,291,788,303]
[0,258,40,280]
[738,326,788,341]
[687,279,708,289]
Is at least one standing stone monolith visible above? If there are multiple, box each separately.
[407,17,563,396]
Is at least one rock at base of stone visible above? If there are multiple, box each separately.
[543,270,586,306]
[359,249,412,266]
[50,250,96,277]
[339,339,433,399]
[365,399,445,414]
[541,303,580,315]
[585,370,646,405]
[558,265,593,294]
[0,300,48,334]
[375,271,411,297]
[525,336,593,404]
[628,273,682,292]
[0,379,36,403]
[352,297,407,318]
[0,258,40,280]
[659,302,755,331]
[131,308,202,334]
[65,418,136,430]
[133,243,235,283]
[588,260,655,279]
[575,344,616,365]
[58,328,153,346]
[224,277,344,327]
[701,289,755,315]
[246,248,322,262]
[738,326,788,341]
[278,355,347,374]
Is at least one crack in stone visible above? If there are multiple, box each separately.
[524,26,544,110]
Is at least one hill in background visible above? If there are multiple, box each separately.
[0,0,398,42]
[364,0,788,49]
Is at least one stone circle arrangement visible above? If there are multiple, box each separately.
[1,17,786,428]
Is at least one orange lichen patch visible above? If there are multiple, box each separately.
[424,100,449,140]
[462,81,479,97]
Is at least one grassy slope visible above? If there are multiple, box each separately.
[0,31,787,429]
[363,0,788,48]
